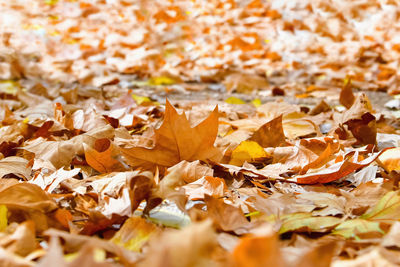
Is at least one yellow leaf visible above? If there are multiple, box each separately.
[131,94,151,105]
[0,205,7,231]
[225,96,246,105]
[93,248,106,262]
[229,141,268,166]
[0,80,19,95]
[45,0,59,5]
[279,213,341,234]
[361,191,400,221]
[251,98,262,107]
[332,219,384,239]
[64,248,105,262]
[112,217,159,252]
[147,76,175,86]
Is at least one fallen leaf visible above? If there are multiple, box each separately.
[340,79,355,109]
[205,195,250,233]
[229,141,268,166]
[249,115,286,147]
[138,220,219,267]
[295,242,336,267]
[361,191,400,221]
[0,221,37,256]
[232,234,284,267]
[121,100,221,167]
[111,217,159,252]
[84,138,124,173]
[377,147,400,172]
[279,213,341,234]
[183,176,227,200]
[332,219,384,239]
[296,150,385,184]
[0,157,31,180]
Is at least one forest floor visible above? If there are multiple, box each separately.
[2,1,400,266]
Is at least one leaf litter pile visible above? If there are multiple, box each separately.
[3,0,400,266]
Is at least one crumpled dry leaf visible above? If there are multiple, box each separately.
[84,138,125,173]
[23,125,115,169]
[0,157,31,180]
[138,220,219,267]
[183,176,227,200]
[337,93,377,145]
[42,229,139,266]
[0,221,36,257]
[205,195,250,234]
[296,149,385,184]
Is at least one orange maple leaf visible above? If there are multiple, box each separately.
[121,100,222,167]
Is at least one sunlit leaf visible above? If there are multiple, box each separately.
[332,219,384,239]
[361,191,400,221]
[279,213,341,234]
[229,141,268,166]
[225,96,246,105]
[0,205,7,231]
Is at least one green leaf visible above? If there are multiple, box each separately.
[332,219,384,239]
[279,213,341,234]
[361,191,400,221]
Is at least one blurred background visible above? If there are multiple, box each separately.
[0,0,399,96]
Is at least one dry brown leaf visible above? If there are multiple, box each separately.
[232,234,284,267]
[296,150,386,184]
[121,100,222,167]
[84,138,124,173]
[23,125,114,168]
[138,220,218,267]
[205,195,250,233]
[0,221,37,257]
[183,176,227,200]
[339,79,355,109]
[249,115,286,147]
